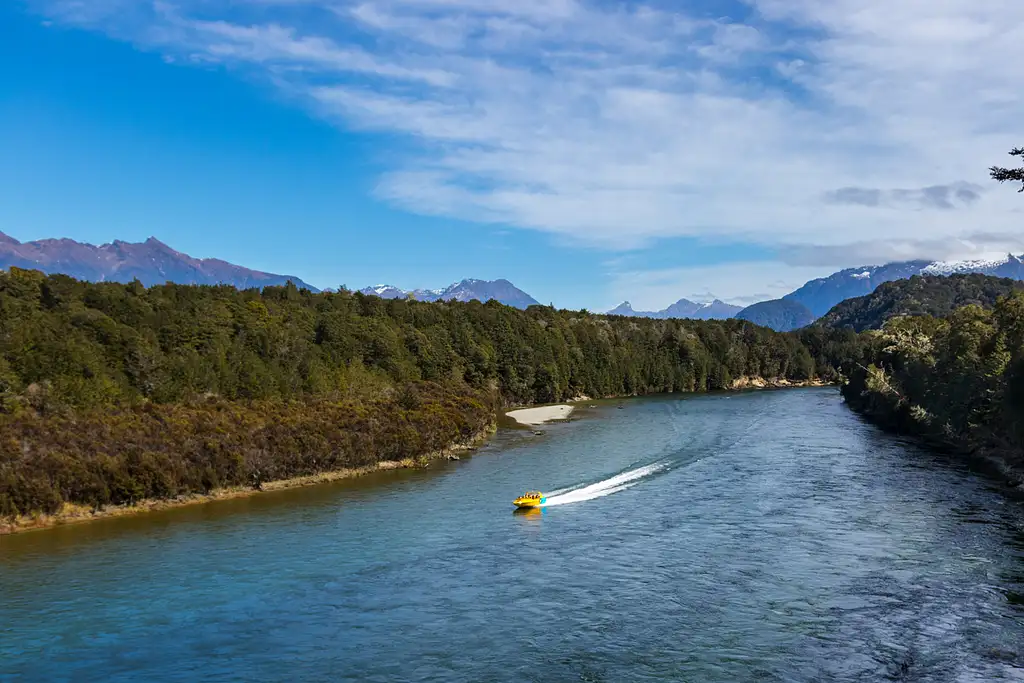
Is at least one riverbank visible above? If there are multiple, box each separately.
[506,404,575,425]
[731,376,835,390]
[847,405,1024,492]
[1,380,837,536]
[1,425,496,535]
[841,386,1024,492]
[836,300,1024,495]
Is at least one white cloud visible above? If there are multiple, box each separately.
[25,0,1024,304]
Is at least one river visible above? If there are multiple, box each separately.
[2,388,1022,682]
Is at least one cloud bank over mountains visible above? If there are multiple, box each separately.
[27,0,1024,306]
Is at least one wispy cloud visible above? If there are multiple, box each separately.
[822,182,983,210]
[25,0,1024,303]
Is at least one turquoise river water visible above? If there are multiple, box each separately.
[2,388,1023,681]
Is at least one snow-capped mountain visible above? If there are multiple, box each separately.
[785,254,1024,318]
[921,255,1024,277]
[358,279,540,309]
[361,284,409,299]
[608,298,742,320]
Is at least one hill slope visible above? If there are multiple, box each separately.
[736,299,815,332]
[818,274,1024,332]
[0,232,318,291]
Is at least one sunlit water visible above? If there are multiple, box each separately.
[2,388,1023,682]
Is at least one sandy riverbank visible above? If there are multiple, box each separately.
[506,404,574,425]
[1,426,495,536]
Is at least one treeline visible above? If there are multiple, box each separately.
[842,293,1024,478]
[0,268,835,520]
[0,267,824,410]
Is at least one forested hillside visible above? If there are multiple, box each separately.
[0,268,821,408]
[6,263,1020,523]
[0,268,826,522]
[842,293,1024,481]
[818,274,1024,332]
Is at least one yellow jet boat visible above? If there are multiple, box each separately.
[513,491,546,509]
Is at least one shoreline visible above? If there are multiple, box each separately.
[0,425,495,536]
[505,404,575,425]
[730,377,834,390]
[841,394,1024,494]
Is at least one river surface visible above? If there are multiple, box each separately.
[2,388,1023,682]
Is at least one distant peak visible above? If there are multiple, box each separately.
[360,284,405,297]
[609,301,634,313]
[0,231,20,246]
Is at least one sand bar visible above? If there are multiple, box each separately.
[506,404,574,425]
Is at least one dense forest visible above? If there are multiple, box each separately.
[7,262,1019,524]
[842,293,1024,480]
[818,274,1024,332]
[0,267,832,522]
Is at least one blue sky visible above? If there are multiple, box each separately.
[3,0,1022,311]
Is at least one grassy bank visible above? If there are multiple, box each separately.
[0,382,495,533]
[1,424,494,535]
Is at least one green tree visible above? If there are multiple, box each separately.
[990,147,1024,192]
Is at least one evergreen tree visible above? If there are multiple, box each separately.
[990,147,1024,192]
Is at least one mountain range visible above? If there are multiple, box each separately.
[607,299,742,320]
[0,231,317,291]
[3,230,1023,331]
[784,255,1024,318]
[603,254,1024,331]
[358,279,540,309]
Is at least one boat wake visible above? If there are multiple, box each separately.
[540,462,668,507]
